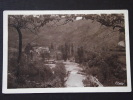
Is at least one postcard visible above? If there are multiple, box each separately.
[3,10,131,93]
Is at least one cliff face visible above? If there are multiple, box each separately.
[8,19,120,53]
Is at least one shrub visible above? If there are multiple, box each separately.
[37,62,67,88]
[83,76,99,87]
[82,52,127,86]
[8,51,68,88]
[19,60,54,85]
[43,76,63,88]
[52,62,67,87]
[8,73,17,88]
[8,57,18,74]
[8,52,55,88]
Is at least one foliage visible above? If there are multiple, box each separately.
[53,62,67,87]
[8,52,67,88]
[8,15,56,85]
[76,46,84,63]
[54,14,124,33]
[8,15,54,30]
[82,52,127,86]
[8,13,126,87]
[83,75,100,87]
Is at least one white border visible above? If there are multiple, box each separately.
[3,10,132,94]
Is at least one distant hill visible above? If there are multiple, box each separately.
[8,19,121,53]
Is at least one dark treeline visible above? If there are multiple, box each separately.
[58,43,75,61]
[57,42,89,64]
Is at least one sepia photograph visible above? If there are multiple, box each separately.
[3,10,131,93]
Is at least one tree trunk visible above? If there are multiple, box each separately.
[16,27,22,83]
[16,27,22,64]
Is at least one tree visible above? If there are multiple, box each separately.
[60,45,65,61]
[57,14,124,33]
[83,14,125,33]
[50,43,54,50]
[64,43,69,61]
[41,51,50,62]
[24,43,33,62]
[77,46,84,64]
[8,15,54,83]
[71,43,74,56]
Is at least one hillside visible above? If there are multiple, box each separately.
[8,19,120,53]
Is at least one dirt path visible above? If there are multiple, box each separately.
[64,61,86,87]
[64,61,103,87]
